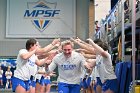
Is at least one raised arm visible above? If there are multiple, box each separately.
[75,48,94,54]
[87,38,109,58]
[20,48,37,60]
[70,38,95,55]
[35,38,60,55]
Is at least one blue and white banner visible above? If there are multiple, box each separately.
[6,0,76,38]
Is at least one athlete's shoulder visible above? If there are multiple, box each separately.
[19,49,27,54]
[72,51,85,58]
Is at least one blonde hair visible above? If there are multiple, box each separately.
[8,66,11,68]
[61,40,74,49]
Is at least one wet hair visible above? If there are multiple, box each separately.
[94,39,103,47]
[94,39,102,43]
[26,38,37,50]
[61,40,74,49]
[94,39,108,51]
[101,42,109,51]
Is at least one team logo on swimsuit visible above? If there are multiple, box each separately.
[24,0,60,32]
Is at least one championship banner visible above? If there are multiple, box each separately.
[6,0,76,38]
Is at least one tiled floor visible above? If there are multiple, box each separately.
[0,89,58,93]
[0,83,58,93]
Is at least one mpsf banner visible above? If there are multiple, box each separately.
[6,0,76,38]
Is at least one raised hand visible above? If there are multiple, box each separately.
[70,37,82,43]
[86,38,93,42]
[51,38,60,46]
[86,38,94,45]
[75,37,82,43]
[55,41,61,47]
